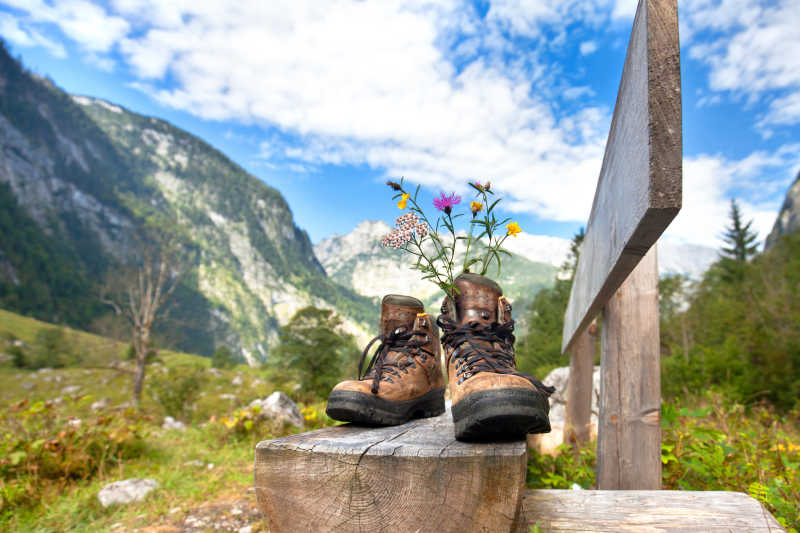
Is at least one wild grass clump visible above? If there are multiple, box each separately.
[526,392,800,531]
[0,397,148,515]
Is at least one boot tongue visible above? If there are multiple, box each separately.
[453,273,502,325]
[375,295,424,368]
[380,295,424,337]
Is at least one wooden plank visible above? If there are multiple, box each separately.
[564,320,597,449]
[254,409,528,533]
[562,0,682,354]
[523,489,786,532]
[597,246,661,489]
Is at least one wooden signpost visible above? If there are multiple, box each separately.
[561,0,681,490]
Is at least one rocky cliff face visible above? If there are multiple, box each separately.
[765,172,800,250]
[0,44,374,364]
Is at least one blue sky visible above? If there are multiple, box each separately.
[1,0,798,248]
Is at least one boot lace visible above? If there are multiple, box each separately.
[358,326,433,394]
[436,315,555,395]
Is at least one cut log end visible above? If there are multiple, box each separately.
[254,409,528,533]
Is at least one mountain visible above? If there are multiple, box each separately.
[0,42,375,364]
[315,220,558,315]
[765,171,800,250]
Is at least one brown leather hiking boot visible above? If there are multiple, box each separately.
[326,295,445,426]
[438,273,555,441]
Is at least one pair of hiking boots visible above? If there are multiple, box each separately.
[326,273,555,441]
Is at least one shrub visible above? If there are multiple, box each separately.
[0,398,147,513]
[525,393,800,531]
[25,327,79,369]
[148,366,204,422]
[211,346,237,369]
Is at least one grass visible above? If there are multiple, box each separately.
[0,307,336,532]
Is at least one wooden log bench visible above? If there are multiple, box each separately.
[254,0,786,530]
[255,409,528,533]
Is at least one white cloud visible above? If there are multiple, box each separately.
[0,12,67,57]
[579,40,598,55]
[4,0,129,52]
[683,0,800,128]
[99,0,612,223]
[665,145,800,247]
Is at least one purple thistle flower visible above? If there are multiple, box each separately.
[433,192,461,214]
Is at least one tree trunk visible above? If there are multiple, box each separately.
[132,325,150,407]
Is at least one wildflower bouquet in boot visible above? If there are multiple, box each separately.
[382,178,554,441]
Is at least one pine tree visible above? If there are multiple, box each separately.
[721,199,758,262]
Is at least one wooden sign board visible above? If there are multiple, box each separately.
[562,0,682,354]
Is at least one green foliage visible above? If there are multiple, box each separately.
[661,231,800,411]
[148,366,205,422]
[526,394,800,530]
[269,306,359,401]
[211,346,238,369]
[0,398,148,514]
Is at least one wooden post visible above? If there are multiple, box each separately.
[597,245,661,489]
[563,320,596,449]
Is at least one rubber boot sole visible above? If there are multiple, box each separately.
[451,388,551,441]
[326,388,446,426]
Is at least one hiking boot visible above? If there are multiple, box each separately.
[326,295,445,426]
[437,273,555,441]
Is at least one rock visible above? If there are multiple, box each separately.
[219,393,237,401]
[13,340,26,348]
[37,367,53,373]
[232,375,243,386]
[206,368,222,377]
[162,416,187,431]
[68,418,82,427]
[61,385,80,395]
[252,378,265,387]
[528,366,600,456]
[97,478,158,507]
[183,460,204,467]
[21,382,34,390]
[249,391,304,428]
[91,398,109,411]
[239,526,252,533]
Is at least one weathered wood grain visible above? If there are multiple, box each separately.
[564,320,597,449]
[254,409,527,533]
[562,0,682,354]
[523,489,786,532]
[597,246,661,489]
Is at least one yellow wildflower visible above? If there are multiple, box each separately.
[506,221,522,237]
[397,193,410,209]
[470,201,483,216]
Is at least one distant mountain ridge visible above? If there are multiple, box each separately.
[766,171,800,250]
[315,220,557,314]
[0,42,375,364]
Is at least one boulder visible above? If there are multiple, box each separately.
[97,478,158,507]
[207,368,222,377]
[162,416,187,431]
[249,391,304,428]
[61,385,81,395]
[232,375,243,386]
[528,366,600,455]
[91,398,109,411]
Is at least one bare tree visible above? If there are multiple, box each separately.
[101,233,191,406]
